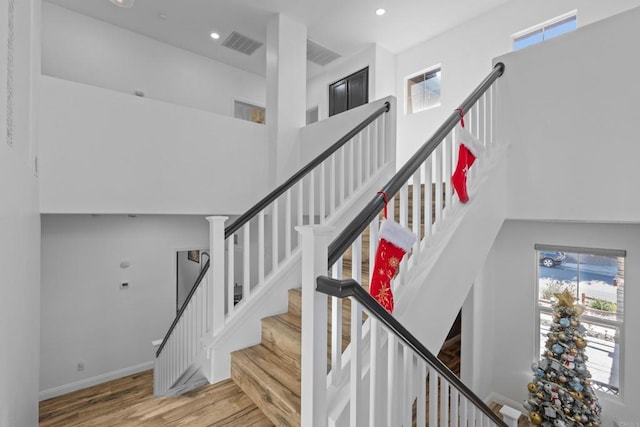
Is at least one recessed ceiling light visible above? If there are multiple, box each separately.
[210,32,220,40]
[109,0,135,8]
[376,8,386,16]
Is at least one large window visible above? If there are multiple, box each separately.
[536,244,625,396]
[406,66,441,114]
[513,12,577,51]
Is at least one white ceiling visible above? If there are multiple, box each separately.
[43,0,510,77]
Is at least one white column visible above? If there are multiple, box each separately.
[266,14,307,186]
[298,225,332,427]
[207,216,228,335]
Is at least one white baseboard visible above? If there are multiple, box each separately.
[39,361,154,401]
[485,391,526,416]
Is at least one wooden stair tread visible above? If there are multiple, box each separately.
[231,346,301,427]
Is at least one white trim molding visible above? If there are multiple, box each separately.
[39,361,154,401]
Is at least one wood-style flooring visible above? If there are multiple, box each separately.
[39,330,463,427]
[39,371,272,427]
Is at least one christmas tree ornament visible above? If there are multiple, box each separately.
[368,192,417,313]
[451,108,484,203]
[530,412,543,425]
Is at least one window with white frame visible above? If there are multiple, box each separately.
[536,244,625,396]
[513,12,577,51]
[406,66,441,114]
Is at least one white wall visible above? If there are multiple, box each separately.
[496,5,640,222]
[0,0,41,425]
[39,214,209,398]
[473,220,640,425]
[41,2,266,116]
[38,75,270,215]
[395,0,640,170]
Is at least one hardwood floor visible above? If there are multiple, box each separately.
[39,330,463,427]
[39,371,273,427]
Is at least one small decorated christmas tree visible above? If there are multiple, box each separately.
[524,290,601,426]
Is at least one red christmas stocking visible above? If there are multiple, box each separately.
[369,219,417,313]
[451,127,484,203]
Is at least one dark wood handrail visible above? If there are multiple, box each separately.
[156,101,391,357]
[316,276,508,427]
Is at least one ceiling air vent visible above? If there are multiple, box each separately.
[307,40,341,66]
[222,32,263,56]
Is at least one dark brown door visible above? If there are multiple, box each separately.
[329,67,369,117]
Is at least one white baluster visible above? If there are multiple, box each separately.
[364,126,371,182]
[387,193,395,223]
[298,225,331,427]
[272,200,278,272]
[350,298,362,427]
[429,367,438,426]
[423,160,432,243]
[207,216,227,335]
[412,169,421,259]
[387,334,397,426]
[435,145,443,224]
[258,211,265,284]
[403,347,412,427]
[451,388,460,426]
[320,162,326,224]
[460,396,468,426]
[368,318,379,427]
[329,155,336,216]
[285,189,292,257]
[339,146,345,206]
[227,236,235,314]
[417,360,427,426]
[309,171,315,225]
[372,118,379,172]
[356,132,363,189]
[440,377,450,426]
[330,295,342,386]
[348,138,354,196]
[445,132,453,216]
[242,223,251,299]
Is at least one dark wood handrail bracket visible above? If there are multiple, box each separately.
[156,101,392,357]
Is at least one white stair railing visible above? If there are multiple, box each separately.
[300,64,505,426]
[154,99,395,395]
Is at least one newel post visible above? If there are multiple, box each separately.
[207,216,228,336]
[298,225,332,427]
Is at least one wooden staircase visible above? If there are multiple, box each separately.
[228,183,451,426]
[230,289,303,427]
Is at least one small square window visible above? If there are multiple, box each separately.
[406,67,441,114]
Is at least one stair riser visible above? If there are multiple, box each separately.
[288,289,302,317]
[231,352,300,427]
[261,317,301,362]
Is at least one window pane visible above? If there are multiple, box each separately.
[407,69,441,114]
[544,16,577,40]
[514,29,543,50]
[538,312,620,395]
[537,247,624,397]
